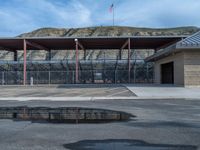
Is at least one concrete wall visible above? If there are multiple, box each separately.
[184,51,200,87]
[154,52,184,86]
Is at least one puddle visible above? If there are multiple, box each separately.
[63,139,197,150]
[0,107,134,123]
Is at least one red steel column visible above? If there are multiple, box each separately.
[75,39,79,83]
[23,39,27,85]
[128,38,131,83]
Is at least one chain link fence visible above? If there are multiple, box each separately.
[0,63,153,85]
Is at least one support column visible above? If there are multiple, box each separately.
[128,38,131,83]
[75,39,79,83]
[14,51,18,61]
[23,39,27,85]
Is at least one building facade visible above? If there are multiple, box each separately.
[146,31,200,87]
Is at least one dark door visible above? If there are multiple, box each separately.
[161,62,174,84]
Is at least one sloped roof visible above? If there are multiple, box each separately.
[176,31,200,49]
[146,31,200,61]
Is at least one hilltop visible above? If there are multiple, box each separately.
[18,26,199,37]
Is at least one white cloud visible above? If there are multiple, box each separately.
[0,0,199,36]
[114,0,200,27]
[0,0,93,36]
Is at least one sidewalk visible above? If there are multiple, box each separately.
[125,84,200,99]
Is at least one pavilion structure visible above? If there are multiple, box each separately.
[0,36,186,85]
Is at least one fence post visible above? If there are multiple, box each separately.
[115,70,116,84]
[37,71,39,85]
[48,71,50,85]
[2,72,4,85]
[72,71,75,84]
[134,65,136,83]
[146,63,149,83]
[30,76,33,86]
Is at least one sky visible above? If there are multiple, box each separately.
[0,0,200,37]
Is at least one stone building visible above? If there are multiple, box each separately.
[146,31,200,87]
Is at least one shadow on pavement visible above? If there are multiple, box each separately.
[126,121,200,128]
[63,139,197,150]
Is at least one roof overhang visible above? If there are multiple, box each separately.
[145,44,178,62]
[0,36,186,50]
[146,31,200,62]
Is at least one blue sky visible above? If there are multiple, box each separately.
[0,0,200,36]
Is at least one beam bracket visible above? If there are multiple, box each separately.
[120,39,129,50]
[26,40,49,51]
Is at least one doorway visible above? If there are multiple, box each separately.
[161,62,174,84]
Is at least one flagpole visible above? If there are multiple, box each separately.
[109,4,115,26]
[113,5,115,26]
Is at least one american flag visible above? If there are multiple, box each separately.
[109,4,114,13]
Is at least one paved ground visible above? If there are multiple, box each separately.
[1,84,200,100]
[0,99,200,150]
[126,84,200,99]
[0,84,135,97]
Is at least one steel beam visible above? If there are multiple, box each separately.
[75,39,79,83]
[77,41,85,50]
[23,39,27,85]
[128,38,131,83]
[120,39,129,50]
[119,39,129,60]
[155,40,178,52]
[26,40,49,51]
[0,46,14,52]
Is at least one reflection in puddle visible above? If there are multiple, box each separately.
[0,107,134,123]
[64,139,197,150]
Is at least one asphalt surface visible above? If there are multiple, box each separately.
[0,85,135,97]
[0,99,200,150]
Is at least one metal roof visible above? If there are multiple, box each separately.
[0,36,186,50]
[146,31,200,62]
[176,31,200,49]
